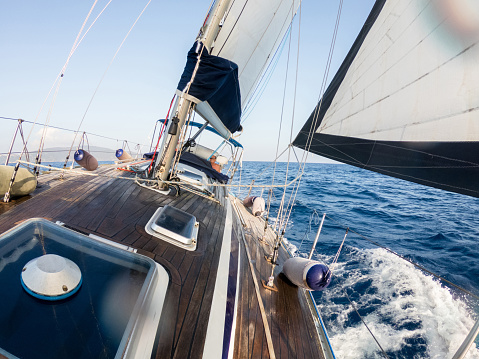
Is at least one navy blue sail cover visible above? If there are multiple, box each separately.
[178,152,229,184]
[177,41,242,134]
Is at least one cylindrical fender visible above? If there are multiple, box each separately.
[282,257,331,291]
[74,150,98,171]
[115,149,132,161]
[243,196,265,217]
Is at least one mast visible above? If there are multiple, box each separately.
[154,0,232,185]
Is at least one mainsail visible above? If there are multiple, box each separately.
[177,0,301,139]
[293,0,479,197]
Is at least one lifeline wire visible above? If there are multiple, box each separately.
[0,116,149,148]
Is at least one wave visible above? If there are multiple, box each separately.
[238,162,479,358]
[314,247,479,359]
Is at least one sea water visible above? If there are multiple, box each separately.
[233,161,479,359]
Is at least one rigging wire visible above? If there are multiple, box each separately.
[214,0,247,56]
[34,0,101,173]
[237,0,300,108]
[65,0,152,167]
[171,103,195,174]
[149,119,161,152]
[276,1,302,236]
[2,0,104,202]
[148,95,176,173]
[319,211,479,301]
[265,3,295,235]
[4,0,114,176]
[241,24,292,123]
[297,209,321,251]
[280,0,345,236]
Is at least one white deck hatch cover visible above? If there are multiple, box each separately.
[145,205,199,251]
[0,218,169,359]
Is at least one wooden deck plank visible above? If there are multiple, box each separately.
[60,178,117,225]
[173,208,225,357]
[69,178,122,227]
[0,166,327,359]
[168,198,224,347]
[190,210,227,355]
[234,240,249,359]
[153,282,181,358]
[231,195,326,359]
[86,176,133,231]
[106,184,142,219]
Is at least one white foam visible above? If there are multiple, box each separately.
[282,237,298,256]
[315,248,479,359]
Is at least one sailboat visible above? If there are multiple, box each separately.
[0,0,478,358]
[0,0,336,358]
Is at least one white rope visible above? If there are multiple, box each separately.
[326,228,348,277]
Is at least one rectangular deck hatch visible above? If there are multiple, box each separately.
[145,205,199,251]
[0,218,169,359]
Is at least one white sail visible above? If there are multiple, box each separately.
[212,0,301,110]
[318,0,479,142]
[293,0,479,197]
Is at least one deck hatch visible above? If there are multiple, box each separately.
[178,170,203,183]
[145,205,199,251]
[0,218,168,359]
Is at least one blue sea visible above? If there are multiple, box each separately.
[232,162,479,359]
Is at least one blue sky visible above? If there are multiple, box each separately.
[0,0,375,162]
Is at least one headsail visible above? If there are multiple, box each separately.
[293,0,479,197]
[177,0,301,139]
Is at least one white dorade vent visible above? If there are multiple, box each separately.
[145,205,199,251]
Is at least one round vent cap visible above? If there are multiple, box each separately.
[21,254,82,301]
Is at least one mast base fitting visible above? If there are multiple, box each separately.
[262,279,278,292]
[264,255,276,264]
[258,236,268,244]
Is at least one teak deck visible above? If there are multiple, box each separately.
[0,165,326,359]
